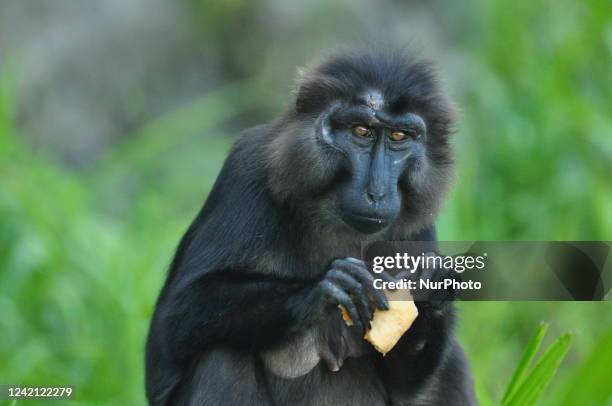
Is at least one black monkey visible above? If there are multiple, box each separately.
[146,50,475,405]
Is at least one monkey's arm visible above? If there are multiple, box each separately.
[150,270,306,365]
[150,258,388,366]
[378,225,456,396]
[380,298,478,405]
[379,301,455,395]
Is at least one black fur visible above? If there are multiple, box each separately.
[146,50,475,405]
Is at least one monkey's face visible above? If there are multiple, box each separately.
[267,53,454,237]
[317,95,427,234]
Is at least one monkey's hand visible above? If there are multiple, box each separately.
[289,257,392,333]
[380,255,458,396]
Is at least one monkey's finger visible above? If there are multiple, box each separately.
[327,269,373,327]
[377,270,397,285]
[349,269,390,310]
[332,259,389,311]
[346,257,398,290]
[344,257,370,270]
[345,258,395,281]
[319,280,364,331]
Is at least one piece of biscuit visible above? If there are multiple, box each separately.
[340,289,418,356]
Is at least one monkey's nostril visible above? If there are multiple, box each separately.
[366,191,385,203]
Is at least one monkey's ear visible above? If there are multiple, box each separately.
[292,66,311,97]
[295,66,309,80]
[293,67,310,112]
[293,66,334,114]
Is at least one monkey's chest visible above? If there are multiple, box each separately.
[263,357,387,406]
[259,318,387,405]
[260,314,367,378]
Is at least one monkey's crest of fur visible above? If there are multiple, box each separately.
[294,50,453,119]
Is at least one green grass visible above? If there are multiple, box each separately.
[503,325,571,406]
[502,323,551,404]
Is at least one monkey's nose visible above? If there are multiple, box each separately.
[366,190,386,203]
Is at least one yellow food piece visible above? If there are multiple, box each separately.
[339,289,418,356]
[340,305,354,326]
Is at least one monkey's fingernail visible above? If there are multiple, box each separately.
[374,293,389,308]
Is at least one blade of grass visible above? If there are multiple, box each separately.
[555,328,612,405]
[502,322,549,404]
[505,333,572,406]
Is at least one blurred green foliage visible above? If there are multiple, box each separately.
[0,0,610,405]
[438,0,611,240]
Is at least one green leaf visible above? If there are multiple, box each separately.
[555,328,612,405]
[502,322,549,404]
[505,333,572,406]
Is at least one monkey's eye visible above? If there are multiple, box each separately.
[389,131,408,141]
[352,125,372,138]
[389,129,419,142]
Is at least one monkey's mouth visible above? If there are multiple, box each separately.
[342,212,392,234]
